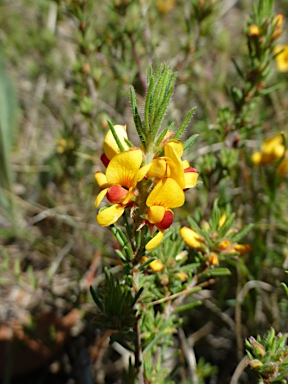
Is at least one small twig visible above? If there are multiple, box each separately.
[48,239,74,276]
[149,276,200,306]
[236,280,273,302]
[178,327,198,384]
[230,355,249,384]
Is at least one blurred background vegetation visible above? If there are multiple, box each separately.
[0,0,288,383]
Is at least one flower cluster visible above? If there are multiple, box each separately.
[95,125,199,250]
[251,134,288,177]
[180,213,252,266]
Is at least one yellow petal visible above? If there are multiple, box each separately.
[165,141,184,158]
[103,125,130,160]
[262,135,283,155]
[145,231,164,251]
[146,178,185,208]
[164,143,185,188]
[218,240,231,250]
[95,188,108,208]
[277,157,288,176]
[106,149,143,187]
[180,226,203,249]
[96,204,124,226]
[251,152,262,165]
[134,163,152,185]
[207,253,219,266]
[275,45,288,72]
[233,244,252,256]
[147,206,165,224]
[147,158,167,179]
[95,172,108,188]
[182,160,190,168]
[184,171,198,189]
[149,259,164,272]
[218,213,226,228]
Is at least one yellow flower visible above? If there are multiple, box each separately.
[145,177,185,250]
[274,45,288,72]
[174,271,188,282]
[274,14,284,27]
[218,213,226,228]
[149,259,164,272]
[147,141,199,190]
[207,253,219,266]
[233,244,252,256]
[101,125,130,166]
[277,153,288,176]
[95,149,151,226]
[180,226,204,250]
[252,135,285,165]
[156,0,175,14]
[218,239,231,250]
[249,24,260,36]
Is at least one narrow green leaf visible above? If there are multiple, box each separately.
[143,330,165,355]
[0,50,18,220]
[129,86,146,147]
[208,268,231,276]
[107,120,125,152]
[147,63,153,85]
[115,249,128,263]
[230,223,254,243]
[151,67,170,124]
[152,86,174,135]
[174,106,196,140]
[174,301,202,313]
[145,65,162,134]
[183,134,199,151]
[90,285,104,311]
[130,286,144,308]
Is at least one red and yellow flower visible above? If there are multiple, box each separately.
[95,149,151,226]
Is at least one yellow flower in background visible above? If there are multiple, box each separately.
[156,0,175,14]
[252,134,288,177]
[274,14,284,27]
[277,153,288,176]
[207,253,219,266]
[274,45,288,72]
[218,213,226,228]
[249,24,260,36]
[251,135,285,165]
[218,239,231,250]
[180,226,204,250]
[233,244,252,256]
[149,259,164,272]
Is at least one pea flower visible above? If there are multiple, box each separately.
[145,177,185,251]
[252,134,287,176]
[180,226,204,250]
[95,149,151,226]
[147,141,198,190]
[252,135,285,165]
[100,124,130,167]
[274,45,288,72]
